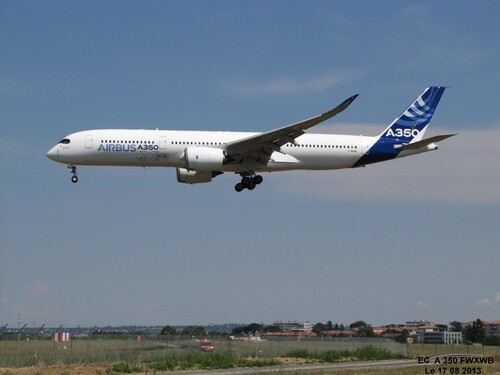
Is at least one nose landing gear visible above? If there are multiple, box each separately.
[234,173,263,192]
[68,165,78,183]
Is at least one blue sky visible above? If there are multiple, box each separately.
[1,0,499,328]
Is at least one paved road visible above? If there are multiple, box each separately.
[155,359,419,374]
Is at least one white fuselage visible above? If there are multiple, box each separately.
[46,88,451,189]
[47,129,391,172]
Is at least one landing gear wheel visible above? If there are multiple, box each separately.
[68,165,78,183]
[241,176,251,187]
[236,172,264,192]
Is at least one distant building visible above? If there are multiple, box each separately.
[464,320,500,338]
[273,321,313,333]
[405,320,433,328]
[419,324,447,332]
[418,331,462,344]
[264,331,317,338]
[483,321,500,337]
[444,331,463,344]
[418,331,439,344]
[386,322,447,336]
[322,329,356,337]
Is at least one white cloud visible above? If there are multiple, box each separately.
[474,298,492,306]
[475,292,500,306]
[274,125,500,205]
[415,301,430,308]
[232,71,363,95]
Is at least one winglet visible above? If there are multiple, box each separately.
[325,94,358,116]
[342,94,359,109]
[314,94,359,126]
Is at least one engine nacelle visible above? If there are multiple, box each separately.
[176,168,213,184]
[185,147,225,171]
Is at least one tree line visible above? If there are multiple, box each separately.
[159,319,500,346]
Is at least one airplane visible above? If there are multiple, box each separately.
[47,86,456,192]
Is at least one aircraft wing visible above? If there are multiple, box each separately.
[394,134,457,150]
[225,94,358,166]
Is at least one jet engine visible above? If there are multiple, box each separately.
[176,168,214,184]
[185,147,225,171]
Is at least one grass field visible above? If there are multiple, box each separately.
[1,336,499,375]
[0,336,407,367]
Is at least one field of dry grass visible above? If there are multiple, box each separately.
[1,340,499,375]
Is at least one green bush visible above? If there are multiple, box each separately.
[147,357,176,371]
[107,362,143,374]
[286,349,316,359]
[285,345,405,363]
[320,350,346,362]
[147,353,276,371]
[355,345,393,360]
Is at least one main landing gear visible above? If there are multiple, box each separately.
[68,165,78,183]
[234,173,263,192]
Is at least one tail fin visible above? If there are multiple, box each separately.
[379,86,446,143]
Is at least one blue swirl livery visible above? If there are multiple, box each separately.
[353,86,448,167]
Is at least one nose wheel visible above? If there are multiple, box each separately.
[234,173,263,192]
[68,165,78,183]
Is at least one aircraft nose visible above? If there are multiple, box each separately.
[47,146,58,161]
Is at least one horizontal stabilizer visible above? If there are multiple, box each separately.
[394,134,457,150]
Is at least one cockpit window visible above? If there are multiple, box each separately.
[59,139,71,144]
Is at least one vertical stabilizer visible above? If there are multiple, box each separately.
[379,86,446,143]
[353,86,447,167]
